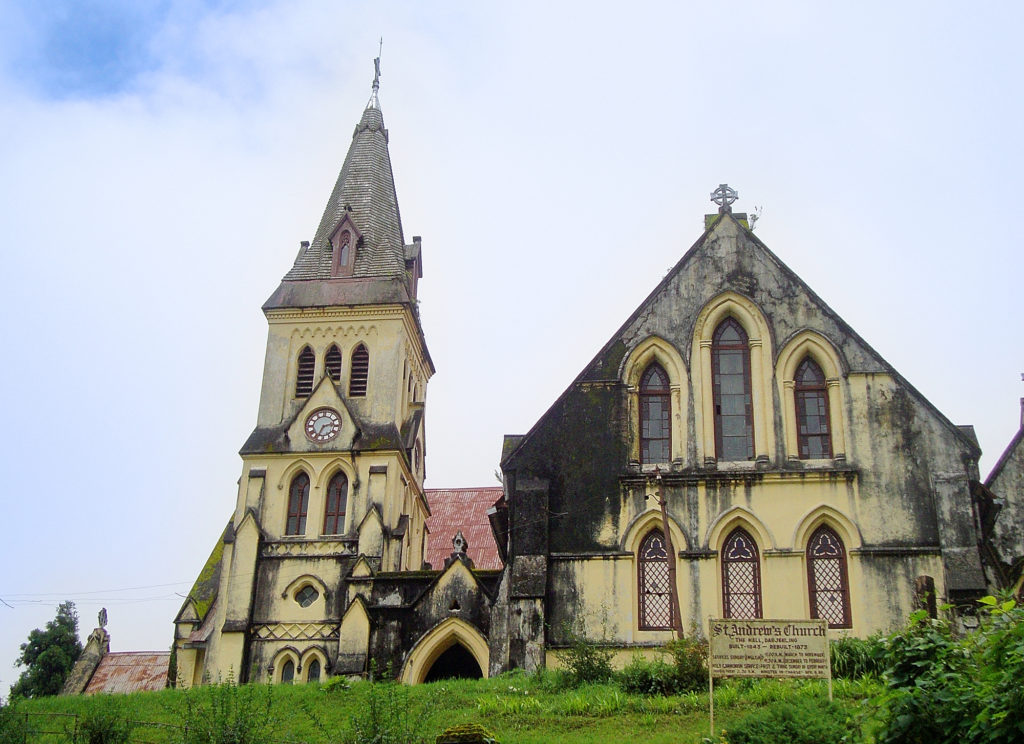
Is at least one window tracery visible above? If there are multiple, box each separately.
[722,528,762,618]
[638,530,672,629]
[807,525,851,628]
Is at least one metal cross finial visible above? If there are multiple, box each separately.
[710,183,738,214]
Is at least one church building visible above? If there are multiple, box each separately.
[173,68,1022,686]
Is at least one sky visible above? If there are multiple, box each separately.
[1,0,1022,692]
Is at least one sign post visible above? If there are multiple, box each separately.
[707,618,831,738]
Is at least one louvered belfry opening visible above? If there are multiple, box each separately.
[807,525,851,628]
[722,528,763,619]
[639,530,673,629]
[325,345,342,382]
[295,346,315,398]
[349,344,369,397]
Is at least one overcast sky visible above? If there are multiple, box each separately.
[1,0,1022,690]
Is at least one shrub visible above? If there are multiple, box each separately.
[866,596,1024,744]
[617,637,708,696]
[75,696,134,744]
[829,635,884,679]
[618,656,678,696]
[664,637,708,692]
[724,697,850,744]
[347,678,435,744]
[0,698,28,744]
[556,629,614,687]
[178,681,276,744]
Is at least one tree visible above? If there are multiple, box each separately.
[9,601,82,698]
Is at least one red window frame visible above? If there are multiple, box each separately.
[807,525,852,628]
[722,528,762,619]
[639,364,671,464]
[638,530,673,630]
[323,472,348,535]
[712,319,754,460]
[286,473,309,536]
[794,357,832,459]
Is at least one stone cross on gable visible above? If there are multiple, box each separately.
[711,183,738,214]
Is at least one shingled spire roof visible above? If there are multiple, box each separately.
[282,100,406,282]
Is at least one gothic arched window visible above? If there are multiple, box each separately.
[295,346,315,398]
[280,659,294,684]
[712,319,753,460]
[323,472,348,535]
[325,344,342,383]
[306,658,321,683]
[795,358,832,459]
[286,473,309,536]
[640,364,671,464]
[349,344,369,397]
[638,530,672,629]
[722,528,762,618]
[807,525,851,628]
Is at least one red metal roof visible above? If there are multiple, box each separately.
[84,652,170,695]
[425,487,504,571]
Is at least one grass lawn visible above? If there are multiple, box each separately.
[10,673,877,744]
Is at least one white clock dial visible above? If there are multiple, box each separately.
[304,408,341,442]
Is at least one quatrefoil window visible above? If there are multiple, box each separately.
[295,585,319,608]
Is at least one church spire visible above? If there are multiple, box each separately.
[276,56,406,288]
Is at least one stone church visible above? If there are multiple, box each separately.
[173,70,1023,686]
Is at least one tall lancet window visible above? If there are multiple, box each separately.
[349,344,369,397]
[795,358,832,459]
[640,364,671,464]
[295,346,315,398]
[638,530,673,629]
[807,526,851,628]
[323,472,348,535]
[286,473,309,536]
[712,319,754,460]
[332,229,355,276]
[722,528,762,618]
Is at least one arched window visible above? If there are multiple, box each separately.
[795,358,832,459]
[640,364,671,464]
[306,658,321,682]
[722,528,762,618]
[349,344,369,397]
[325,345,342,383]
[638,530,672,629]
[280,659,295,684]
[286,473,309,536]
[295,346,315,398]
[323,472,348,535]
[807,525,851,628]
[712,319,753,460]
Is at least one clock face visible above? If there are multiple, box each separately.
[304,408,342,443]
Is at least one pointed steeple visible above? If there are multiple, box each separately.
[280,59,406,284]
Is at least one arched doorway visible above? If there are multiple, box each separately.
[423,643,482,682]
[400,617,490,684]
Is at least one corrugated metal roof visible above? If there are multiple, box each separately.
[84,652,170,695]
[424,487,504,571]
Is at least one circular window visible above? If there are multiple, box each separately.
[295,585,319,607]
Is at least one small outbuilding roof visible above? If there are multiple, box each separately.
[84,652,170,695]
[425,487,504,571]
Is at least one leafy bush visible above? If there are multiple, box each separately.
[829,635,884,679]
[178,682,275,744]
[619,656,679,696]
[556,629,614,687]
[724,697,850,744]
[75,696,134,744]
[0,698,27,744]
[618,637,708,696]
[867,596,1024,744]
[347,678,435,744]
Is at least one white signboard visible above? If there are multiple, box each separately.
[708,618,830,679]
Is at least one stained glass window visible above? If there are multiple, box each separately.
[807,526,851,628]
[712,319,754,460]
[286,473,309,536]
[639,530,672,629]
[323,472,348,535]
[722,528,762,618]
[640,364,671,464]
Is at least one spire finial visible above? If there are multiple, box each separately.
[367,39,383,109]
[710,183,738,214]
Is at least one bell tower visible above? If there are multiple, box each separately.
[174,61,434,685]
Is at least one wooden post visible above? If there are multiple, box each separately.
[654,468,684,638]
